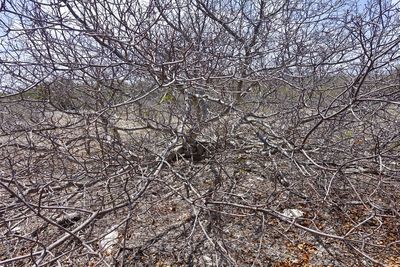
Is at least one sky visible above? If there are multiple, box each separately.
[1,0,400,92]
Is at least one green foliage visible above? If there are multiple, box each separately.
[22,85,50,101]
[236,156,247,164]
[389,140,400,151]
[344,130,354,138]
[159,89,176,104]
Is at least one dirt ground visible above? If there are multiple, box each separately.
[1,104,400,266]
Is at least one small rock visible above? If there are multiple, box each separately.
[9,226,22,235]
[99,225,119,254]
[203,255,213,266]
[282,209,304,219]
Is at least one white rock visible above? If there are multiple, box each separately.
[282,209,304,219]
[10,226,22,234]
[202,255,213,266]
[99,225,119,254]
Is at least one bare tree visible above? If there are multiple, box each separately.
[1,0,400,266]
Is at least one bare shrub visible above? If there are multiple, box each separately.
[1,0,400,266]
